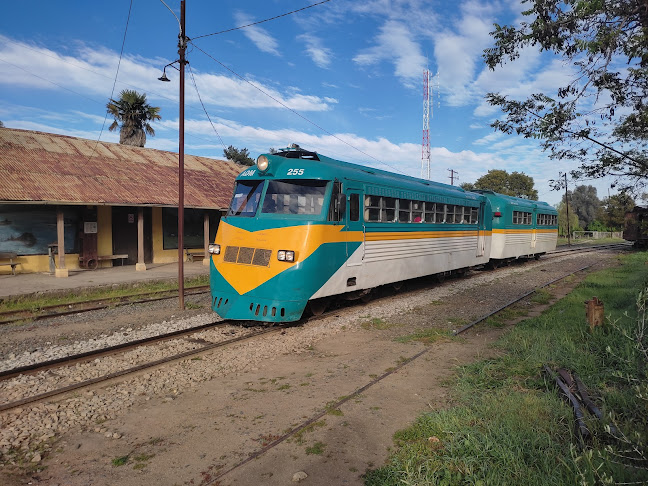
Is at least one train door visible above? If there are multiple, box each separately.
[346,188,364,267]
[476,202,486,257]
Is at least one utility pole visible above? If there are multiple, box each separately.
[564,172,571,246]
[178,0,187,310]
[448,168,458,186]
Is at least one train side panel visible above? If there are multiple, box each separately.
[478,191,557,259]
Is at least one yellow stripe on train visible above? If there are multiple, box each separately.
[213,221,363,295]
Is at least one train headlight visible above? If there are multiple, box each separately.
[208,244,221,255]
[257,155,269,172]
[277,250,295,262]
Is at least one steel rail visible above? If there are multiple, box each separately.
[0,319,229,380]
[0,324,293,412]
[0,285,210,325]
[453,263,594,335]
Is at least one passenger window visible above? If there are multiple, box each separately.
[350,194,360,222]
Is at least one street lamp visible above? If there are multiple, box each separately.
[158,0,188,310]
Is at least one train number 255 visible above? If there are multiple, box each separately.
[287,168,304,176]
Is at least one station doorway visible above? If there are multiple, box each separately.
[112,207,152,265]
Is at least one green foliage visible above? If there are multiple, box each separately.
[107,90,161,147]
[563,185,602,228]
[365,252,648,485]
[467,169,538,200]
[557,201,581,236]
[602,193,635,230]
[484,0,648,194]
[223,145,255,166]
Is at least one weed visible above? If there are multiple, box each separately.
[111,455,129,467]
[277,384,291,391]
[531,288,552,305]
[396,328,453,344]
[306,442,326,455]
[291,420,326,445]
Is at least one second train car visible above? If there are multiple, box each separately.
[209,146,558,322]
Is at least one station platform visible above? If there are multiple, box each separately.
[0,262,210,299]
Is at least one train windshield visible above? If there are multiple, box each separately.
[227,180,264,217]
[261,180,329,215]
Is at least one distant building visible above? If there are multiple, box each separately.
[0,128,241,275]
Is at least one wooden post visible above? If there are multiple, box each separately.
[585,297,604,331]
[203,211,210,266]
[55,208,68,277]
[136,207,146,271]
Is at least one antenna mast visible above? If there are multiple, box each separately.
[421,68,431,180]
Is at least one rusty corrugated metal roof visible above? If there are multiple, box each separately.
[0,128,243,209]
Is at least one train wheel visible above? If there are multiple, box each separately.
[392,281,403,291]
[360,291,372,303]
[487,260,499,270]
[87,259,98,270]
[436,273,445,283]
[307,298,329,316]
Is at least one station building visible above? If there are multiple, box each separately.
[0,127,241,276]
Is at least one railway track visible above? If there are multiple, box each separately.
[0,320,294,412]
[0,285,210,325]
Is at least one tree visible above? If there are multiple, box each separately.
[557,201,580,237]
[483,0,648,194]
[562,185,602,229]
[223,146,254,166]
[602,193,635,230]
[465,169,538,199]
[0,121,4,128]
[107,90,161,147]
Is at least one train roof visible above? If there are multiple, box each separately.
[240,147,481,202]
[472,190,557,213]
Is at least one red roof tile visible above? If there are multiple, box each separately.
[0,128,242,209]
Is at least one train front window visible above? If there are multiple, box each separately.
[227,180,264,217]
[262,180,329,215]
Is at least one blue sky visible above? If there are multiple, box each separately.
[0,0,621,205]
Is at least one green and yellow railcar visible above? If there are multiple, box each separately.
[209,147,555,322]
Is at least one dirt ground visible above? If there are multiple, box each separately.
[1,254,614,486]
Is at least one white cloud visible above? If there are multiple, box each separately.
[297,34,332,68]
[353,20,426,88]
[0,36,335,112]
[233,12,281,57]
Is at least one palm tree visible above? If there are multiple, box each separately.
[107,90,161,147]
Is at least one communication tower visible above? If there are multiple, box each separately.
[421,69,431,180]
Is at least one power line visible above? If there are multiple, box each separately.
[190,40,404,174]
[187,63,227,153]
[192,0,332,40]
[92,0,134,154]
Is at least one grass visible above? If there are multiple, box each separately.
[395,328,454,345]
[111,455,129,467]
[557,236,625,246]
[305,441,326,455]
[365,251,648,486]
[0,275,209,313]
